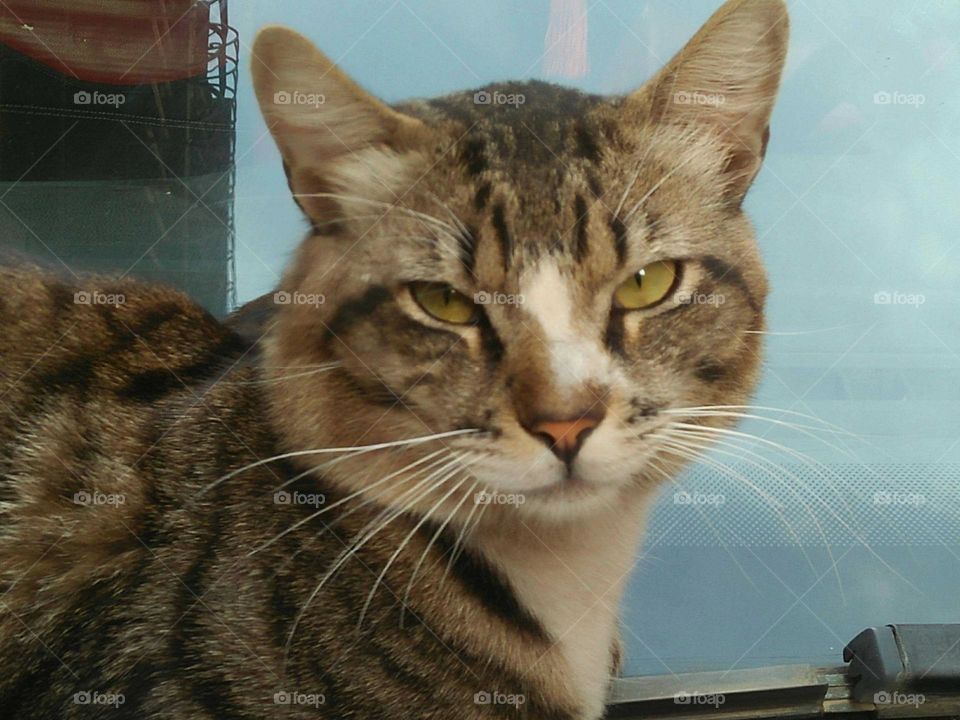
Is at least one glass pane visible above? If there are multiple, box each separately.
[3,0,957,686]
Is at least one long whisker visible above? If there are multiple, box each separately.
[743,325,858,336]
[399,479,479,627]
[646,454,760,590]
[654,431,828,582]
[272,453,455,574]
[292,192,461,237]
[658,425,920,591]
[282,453,467,666]
[667,420,859,517]
[672,423,919,547]
[197,428,479,496]
[652,434,816,568]
[665,405,856,436]
[357,465,476,628]
[443,492,492,584]
[221,364,342,386]
[251,449,451,556]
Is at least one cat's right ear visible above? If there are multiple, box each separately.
[630,0,789,204]
[251,27,426,229]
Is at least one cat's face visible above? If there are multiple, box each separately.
[254,0,788,520]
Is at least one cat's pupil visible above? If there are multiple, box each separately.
[635,270,646,286]
[443,287,455,305]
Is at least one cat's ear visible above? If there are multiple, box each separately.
[634,0,789,202]
[251,26,426,228]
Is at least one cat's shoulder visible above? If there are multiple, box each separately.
[0,267,249,399]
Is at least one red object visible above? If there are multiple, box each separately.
[0,0,211,85]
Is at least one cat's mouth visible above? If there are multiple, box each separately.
[458,416,671,507]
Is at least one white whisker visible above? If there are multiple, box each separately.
[399,479,479,627]
[251,449,450,556]
[197,428,479,496]
[283,453,469,664]
[358,464,476,628]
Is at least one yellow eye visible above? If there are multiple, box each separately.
[613,260,680,310]
[410,282,479,325]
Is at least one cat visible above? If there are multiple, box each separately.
[0,0,787,717]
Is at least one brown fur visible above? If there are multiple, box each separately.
[0,1,788,717]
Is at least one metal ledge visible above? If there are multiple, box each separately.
[606,664,960,719]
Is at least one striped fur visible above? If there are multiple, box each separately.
[0,1,788,717]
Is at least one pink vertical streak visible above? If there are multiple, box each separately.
[543,0,589,79]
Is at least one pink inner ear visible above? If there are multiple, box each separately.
[544,0,589,79]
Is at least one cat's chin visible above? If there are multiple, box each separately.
[468,462,649,521]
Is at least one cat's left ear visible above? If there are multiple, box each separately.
[634,0,789,203]
[251,27,427,228]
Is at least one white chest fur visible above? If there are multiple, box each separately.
[475,496,650,719]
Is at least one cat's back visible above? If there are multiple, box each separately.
[0,266,247,405]
[0,266,253,605]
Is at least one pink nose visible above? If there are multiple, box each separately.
[529,414,603,464]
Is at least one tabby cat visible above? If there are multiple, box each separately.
[0,0,788,717]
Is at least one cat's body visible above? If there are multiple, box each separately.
[0,269,594,719]
[0,1,788,717]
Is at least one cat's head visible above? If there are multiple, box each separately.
[253,0,788,521]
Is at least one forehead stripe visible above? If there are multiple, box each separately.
[492,203,513,273]
[609,215,628,268]
[573,194,589,262]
